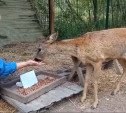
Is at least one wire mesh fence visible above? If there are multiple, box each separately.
[55,0,126,39]
[30,0,50,36]
[31,0,126,39]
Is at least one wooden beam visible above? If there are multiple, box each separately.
[68,57,81,81]
[77,67,85,87]
[105,0,110,29]
[49,0,55,34]
[113,59,123,75]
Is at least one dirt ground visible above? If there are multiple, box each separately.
[1,40,126,112]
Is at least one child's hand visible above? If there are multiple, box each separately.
[26,60,44,66]
[17,60,45,70]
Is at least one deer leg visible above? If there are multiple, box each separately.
[81,64,93,102]
[68,56,81,81]
[91,61,102,109]
[111,59,126,95]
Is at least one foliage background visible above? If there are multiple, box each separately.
[31,0,126,39]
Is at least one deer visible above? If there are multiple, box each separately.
[35,28,126,109]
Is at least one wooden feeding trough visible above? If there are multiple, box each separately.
[0,71,67,104]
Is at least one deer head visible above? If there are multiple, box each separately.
[34,32,58,62]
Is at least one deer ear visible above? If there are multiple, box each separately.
[46,32,58,44]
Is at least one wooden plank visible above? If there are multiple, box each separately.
[77,67,85,87]
[68,59,81,80]
[68,56,85,87]
[113,59,123,75]
[36,71,61,78]
[24,77,67,103]
[2,82,83,112]
[58,72,71,77]
[61,82,83,92]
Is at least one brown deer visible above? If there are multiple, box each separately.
[35,28,126,108]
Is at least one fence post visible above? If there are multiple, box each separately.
[49,0,55,34]
[105,0,110,29]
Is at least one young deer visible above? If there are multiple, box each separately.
[35,28,126,108]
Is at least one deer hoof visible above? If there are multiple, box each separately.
[91,106,96,109]
[91,105,97,109]
[91,101,98,109]
[111,91,117,95]
[81,97,86,103]
[111,91,115,95]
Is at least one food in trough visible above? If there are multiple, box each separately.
[18,76,55,95]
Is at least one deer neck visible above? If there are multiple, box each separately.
[53,40,78,57]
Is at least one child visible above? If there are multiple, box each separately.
[0,59,42,78]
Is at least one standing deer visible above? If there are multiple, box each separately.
[35,28,126,108]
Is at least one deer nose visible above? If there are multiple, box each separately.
[38,48,41,51]
[34,48,43,62]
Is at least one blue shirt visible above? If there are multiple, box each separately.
[0,59,17,78]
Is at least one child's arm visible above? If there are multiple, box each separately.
[16,60,42,70]
[0,59,43,78]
